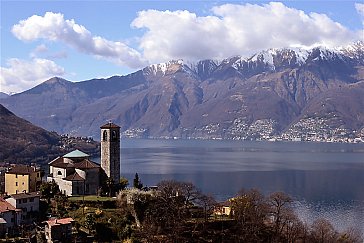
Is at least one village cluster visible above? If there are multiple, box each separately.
[0,123,121,242]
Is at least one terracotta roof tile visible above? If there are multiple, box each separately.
[0,198,16,213]
[6,165,39,175]
[64,172,85,181]
[49,157,62,165]
[74,159,100,169]
[9,192,40,200]
[46,217,74,227]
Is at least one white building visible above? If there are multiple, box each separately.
[47,150,100,196]
[5,192,40,224]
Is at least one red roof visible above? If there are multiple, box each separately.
[0,198,17,213]
[100,122,120,129]
[50,157,99,169]
[74,159,100,169]
[46,217,74,227]
[6,165,39,175]
[9,192,40,200]
[64,172,85,181]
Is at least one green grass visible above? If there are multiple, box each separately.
[68,195,116,202]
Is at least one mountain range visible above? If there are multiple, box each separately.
[1,41,363,140]
[0,104,99,164]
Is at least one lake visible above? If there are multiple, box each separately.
[94,139,364,235]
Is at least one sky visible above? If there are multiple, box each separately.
[1,0,363,94]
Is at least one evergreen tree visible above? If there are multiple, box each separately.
[133,173,143,189]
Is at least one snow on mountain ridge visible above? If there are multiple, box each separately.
[143,42,363,78]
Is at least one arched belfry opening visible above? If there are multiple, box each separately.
[112,130,117,141]
[103,130,108,141]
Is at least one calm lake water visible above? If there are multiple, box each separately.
[95,139,364,235]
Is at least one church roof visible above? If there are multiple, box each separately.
[49,157,75,168]
[49,157,62,165]
[64,172,85,181]
[74,159,100,169]
[100,122,120,129]
[63,150,89,158]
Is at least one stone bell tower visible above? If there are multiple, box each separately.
[100,122,120,183]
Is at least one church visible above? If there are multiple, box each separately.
[47,122,120,196]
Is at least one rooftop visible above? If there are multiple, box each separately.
[63,150,89,158]
[6,164,39,175]
[74,159,100,169]
[64,172,85,181]
[45,217,74,227]
[100,122,120,129]
[8,192,40,200]
[0,198,17,213]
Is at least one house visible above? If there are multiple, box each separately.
[214,200,232,216]
[5,192,40,224]
[5,164,42,195]
[47,150,100,196]
[0,198,21,236]
[44,217,74,243]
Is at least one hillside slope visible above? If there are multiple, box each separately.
[0,104,99,164]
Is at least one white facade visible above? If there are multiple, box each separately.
[5,192,40,224]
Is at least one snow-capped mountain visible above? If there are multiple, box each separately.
[1,42,363,139]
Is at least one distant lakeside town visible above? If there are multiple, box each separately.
[123,117,364,144]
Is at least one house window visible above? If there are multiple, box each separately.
[23,198,27,203]
[58,171,62,176]
[17,199,21,204]
[29,198,34,202]
[103,131,107,141]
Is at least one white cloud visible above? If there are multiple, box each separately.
[356,3,364,16]
[12,12,147,68]
[132,2,360,63]
[0,58,65,94]
[355,3,364,27]
[30,44,68,59]
[9,3,362,72]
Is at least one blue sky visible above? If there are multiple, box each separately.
[1,0,363,94]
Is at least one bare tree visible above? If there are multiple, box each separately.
[268,191,293,237]
[195,193,216,222]
[337,227,363,243]
[231,188,269,241]
[309,218,338,243]
[117,188,155,228]
[282,210,308,243]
